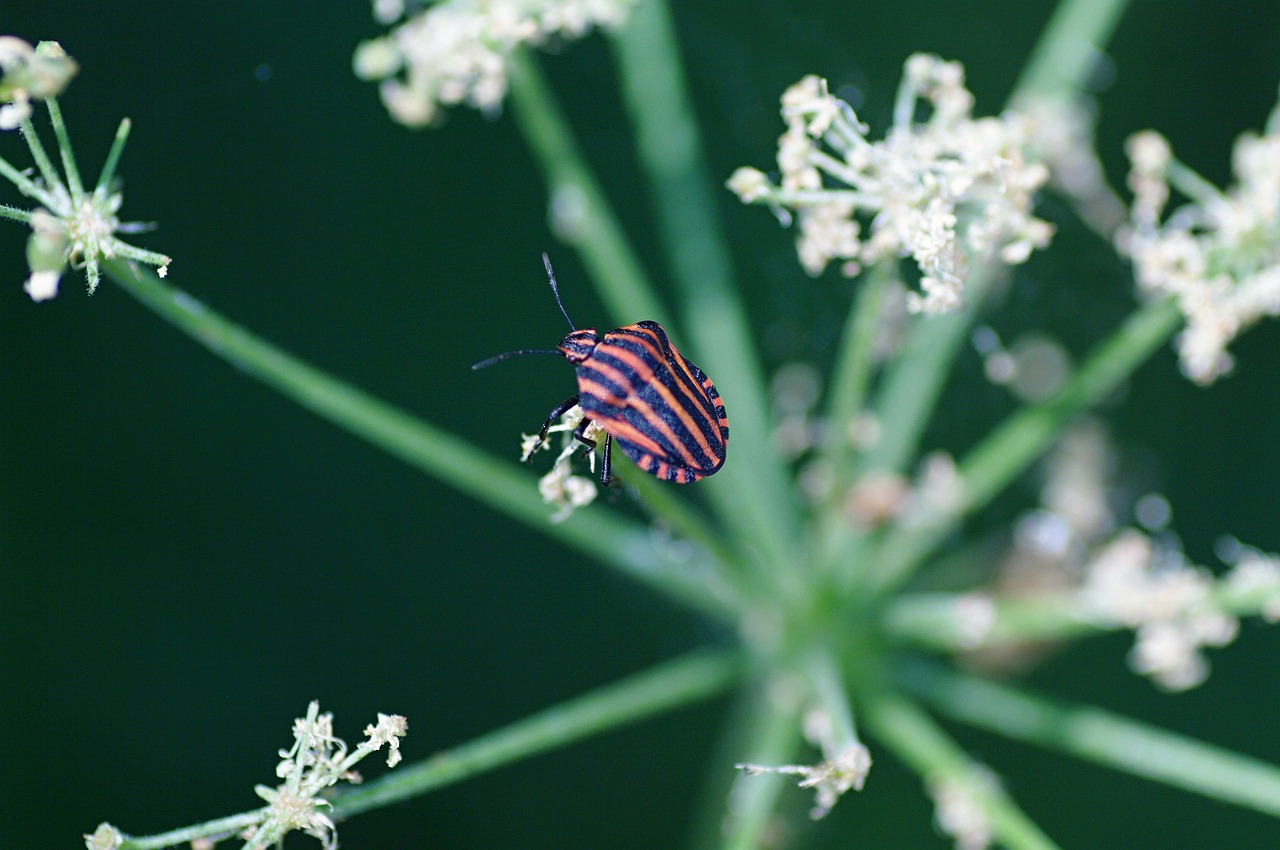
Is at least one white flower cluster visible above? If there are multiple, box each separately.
[1079,530,1280,691]
[354,0,634,127]
[728,55,1053,313]
[521,404,601,521]
[244,701,407,850]
[1121,118,1280,384]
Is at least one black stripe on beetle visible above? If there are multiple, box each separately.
[472,255,728,485]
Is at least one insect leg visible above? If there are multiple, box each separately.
[535,394,581,451]
[570,415,612,484]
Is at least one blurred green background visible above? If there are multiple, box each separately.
[3,1,1280,847]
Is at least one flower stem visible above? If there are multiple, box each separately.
[0,202,33,224]
[866,295,1182,596]
[44,96,84,199]
[884,592,1098,649]
[18,113,63,200]
[863,691,1064,850]
[331,648,744,818]
[117,811,265,850]
[718,680,806,850]
[95,117,132,195]
[901,659,1280,818]
[0,149,55,206]
[505,49,670,329]
[1013,0,1133,100]
[102,259,735,620]
[816,266,895,566]
[610,0,806,577]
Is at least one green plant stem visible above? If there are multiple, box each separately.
[0,150,54,206]
[719,680,806,850]
[852,272,991,484]
[0,202,33,224]
[332,648,744,818]
[814,267,896,570]
[611,0,805,579]
[117,812,265,850]
[96,117,131,195]
[901,660,1280,818]
[506,49,670,328]
[102,259,736,621]
[866,295,1182,596]
[884,592,1099,650]
[18,112,62,196]
[806,649,859,750]
[863,691,1063,850]
[45,96,84,198]
[1013,0,1133,100]
[818,267,894,497]
[614,458,747,579]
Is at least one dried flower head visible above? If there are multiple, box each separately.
[243,701,407,850]
[729,55,1053,313]
[1120,106,1280,383]
[354,0,635,127]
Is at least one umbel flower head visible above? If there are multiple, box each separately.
[0,39,171,300]
[1120,109,1280,384]
[244,701,407,850]
[728,55,1053,313]
[354,0,635,127]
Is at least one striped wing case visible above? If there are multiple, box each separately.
[573,321,728,483]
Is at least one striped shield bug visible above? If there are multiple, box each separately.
[473,255,728,484]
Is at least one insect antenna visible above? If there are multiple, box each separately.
[543,252,576,331]
[471,348,564,371]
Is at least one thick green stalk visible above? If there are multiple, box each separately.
[332,648,744,817]
[865,296,1182,596]
[506,49,670,329]
[103,259,736,620]
[864,691,1063,850]
[610,0,805,575]
[902,661,1280,818]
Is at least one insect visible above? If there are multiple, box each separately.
[473,255,728,484]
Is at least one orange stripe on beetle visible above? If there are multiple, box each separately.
[472,255,728,485]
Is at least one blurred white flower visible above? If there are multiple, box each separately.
[355,0,634,127]
[0,37,77,130]
[1080,530,1239,691]
[729,56,1053,313]
[1121,114,1280,384]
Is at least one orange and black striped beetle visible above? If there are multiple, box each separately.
[473,255,728,484]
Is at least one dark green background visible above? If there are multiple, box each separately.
[4,2,1280,847]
